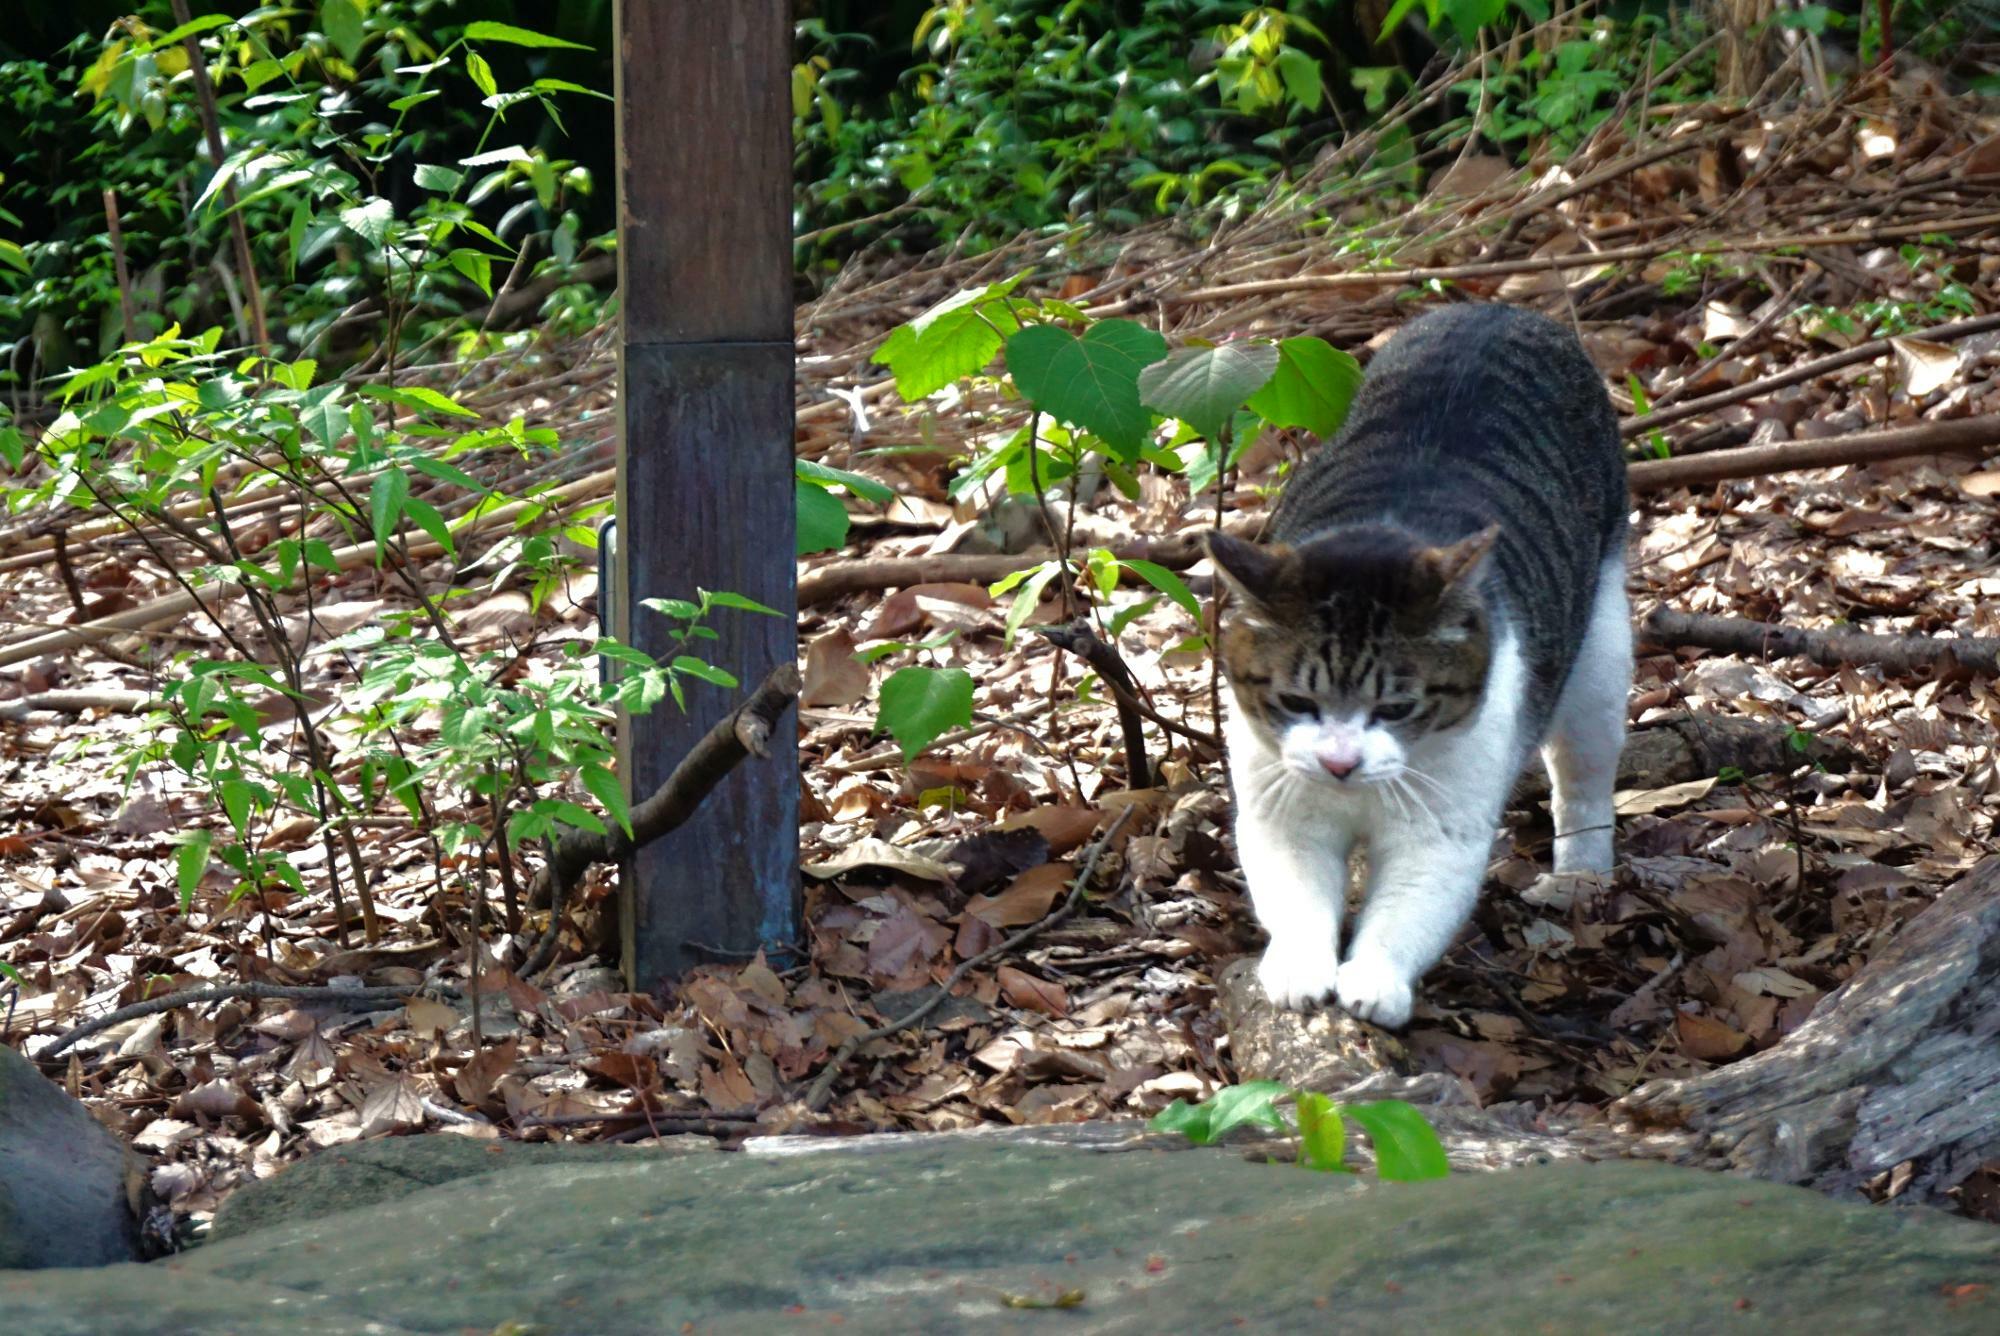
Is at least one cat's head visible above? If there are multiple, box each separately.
[1208,523,1497,786]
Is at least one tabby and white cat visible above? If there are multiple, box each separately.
[1209,305,1631,1027]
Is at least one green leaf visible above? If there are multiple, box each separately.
[580,762,630,836]
[0,960,22,986]
[144,12,234,50]
[1246,336,1363,438]
[414,163,465,194]
[797,457,895,503]
[403,496,453,554]
[1345,1099,1451,1181]
[996,560,1061,646]
[465,50,498,98]
[1137,341,1280,444]
[463,20,592,50]
[1148,1098,1216,1144]
[1004,319,1168,460]
[1274,47,1324,111]
[703,590,783,616]
[449,248,492,297]
[878,666,973,761]
[797,478,849,555]
[1294,1091,1348,1172]
[339,197,395,247]
[1201,1081,1292,1141]
[0,240,29,274]
[176,830,213,909]
[870,276,1024,401]
[321,0,366,62]
[369,467,410,550]
[361,383,479,419]
[1120,559,1201,621]
[671,656,738,688]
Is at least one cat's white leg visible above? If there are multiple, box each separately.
[1226,717,1353,1011]
[1540,552,1632,875]
[1336,630,1528,1028]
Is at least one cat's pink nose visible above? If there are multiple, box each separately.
[1319,750,1360,779]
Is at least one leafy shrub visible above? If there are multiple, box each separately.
[1150,1081,1452,1179]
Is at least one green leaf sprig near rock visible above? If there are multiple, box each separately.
[1150,1082,1451,1181]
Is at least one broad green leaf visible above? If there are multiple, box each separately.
[338,197,394,247]
[1148,1098,1215,1144]
[1294,1091,1349,1172]
[1120,558,1201,620]
[0,240,29,274]
[0,960,22,986]
[403,496,452,554]
[797,478,849,555]
[870,276,1023,401]
[581,762,631,835]
[1274,47,1324,111]
[672,656,738,688]
[1246,336,1362,438]
[414,162,465,194]
[463,20,592,50]
[878,666,973,761]
[321,0,366,62]
[1137,341,1279,444]
[370,467,410,549]
[703,590,783,616]
[999,561,1061,646]
[465,50,498,98]
[1200,1081,1292,1141]
[797,457,895,503]
[1004,319,1168,460]
[361,383,479,418]
[1345,1099,1451,1181]
[143,12,234,50]
[449,248,492,297]
[176,830,213,909]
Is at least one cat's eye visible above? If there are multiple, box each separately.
[1275,692,1319,718]
[1370,700,1417,723]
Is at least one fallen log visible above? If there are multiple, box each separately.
[1617,856,2000,1207]
[1626,416,2000,493]
[1512,711,1863,805]
[1644,607,2000,678]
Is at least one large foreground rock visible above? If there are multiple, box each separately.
[3,1129,1997,1333]
[0,1043,139,1269]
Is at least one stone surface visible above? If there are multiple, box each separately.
[0,1042,139,1269]
[6,1129,1999,1333]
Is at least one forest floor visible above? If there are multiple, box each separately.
[3,65,1999,1236]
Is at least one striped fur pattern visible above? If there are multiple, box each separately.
[1211,305,1631,1026]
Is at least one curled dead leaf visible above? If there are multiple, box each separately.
[997,965,1068,1017]
[1890,337,1962,398]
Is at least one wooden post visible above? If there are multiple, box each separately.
[614,1,797,988]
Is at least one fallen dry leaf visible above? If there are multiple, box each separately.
[801,627,871,707]
[997,965,1068,1017]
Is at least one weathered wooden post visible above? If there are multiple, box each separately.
[613,1,797,988]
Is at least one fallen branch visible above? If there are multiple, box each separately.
[1626,415,2000,493]
[41,982,433,1061]
[802,805,1136,1113]
[1151,211,2000,308]
[1511,710,1863,806]
[0,689,153,721]
[1036,620,1153,786]
[517,663,802,978]
[1622,311,2000,438]
[1644,607,2000,678]
[1617,857,2000,1205]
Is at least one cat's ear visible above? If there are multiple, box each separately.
[1206,531,1289,610]
[1419,524,1499,592]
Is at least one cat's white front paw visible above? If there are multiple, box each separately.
[1335,954,1414,1028]
[1257,943,1342,1011]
